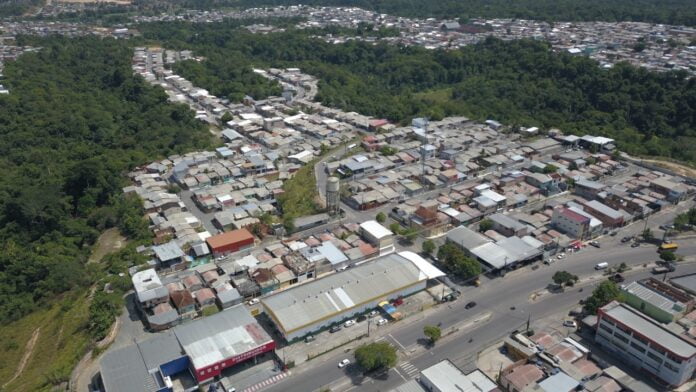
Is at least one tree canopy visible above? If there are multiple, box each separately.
[354,341,398,372]
[0,36,210,322]
[553,271,579,286]
[437,242,482,279]
[423,325,442,344]
[584,280,622,314]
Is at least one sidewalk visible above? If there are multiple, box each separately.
[280,290,438,367]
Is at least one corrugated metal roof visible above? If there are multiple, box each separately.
[389,379,426,392]
[622,281,684,314]
[420,360,497,392]
[100,332,182,392]
[446,226,490,250]
[152,241,185,262]
[174,304,273,370]
[262,252,441,334]
[602,302,696,358]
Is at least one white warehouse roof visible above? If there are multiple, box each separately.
[262,252,443,336]
[360,220,393,239]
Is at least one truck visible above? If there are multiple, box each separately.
[595,262,609,270]
[659,242,679,252]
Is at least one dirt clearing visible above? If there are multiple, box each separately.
[88,228,126,264]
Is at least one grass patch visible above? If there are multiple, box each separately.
[414,87,453,103]
[0,291,92,392]
[201,306,220,317]
[88,228,127,264]
[278,159,322,226]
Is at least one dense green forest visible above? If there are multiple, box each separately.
[140,22,696,164]
[167,0,696,26]
[0,0,41,17]
[0,36,210,322]
[174,56,282,102]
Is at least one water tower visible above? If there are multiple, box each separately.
[326,176,340,215]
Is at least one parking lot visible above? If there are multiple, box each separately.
[278,289,439,367]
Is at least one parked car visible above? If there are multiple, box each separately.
[338,359,350,368]
[652,266,670,274]
[368,310,379,318]
[376,318,388,326]
[465,301,477,309]
[305,335,315,343]
[631,242,640,248]
[557,253,566,260]
[621,236,631,243]
[590,240,600,248]
[247,298,259,306]
[344,319,356,328]
[330,325,342,333]
[563,320,577,328]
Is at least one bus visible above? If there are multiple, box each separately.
[659,242,679,252]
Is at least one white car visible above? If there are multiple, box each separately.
[344,319,356,328]
[368,310,379,318]
[338,359,350,368]
[376,318,388,326]
[557,253,566,260]
[563,320,577,328]
[247,298,260,306]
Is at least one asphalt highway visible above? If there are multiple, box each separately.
[266,203,696,392]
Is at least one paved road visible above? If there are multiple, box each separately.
[268,256,696,392]
[265,203,696,392]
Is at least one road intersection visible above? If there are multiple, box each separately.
[265,202,696,392]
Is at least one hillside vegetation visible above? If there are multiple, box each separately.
[0,35,210,323]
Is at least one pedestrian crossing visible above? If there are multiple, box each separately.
[242,371,291,392]
[399,361,420,378]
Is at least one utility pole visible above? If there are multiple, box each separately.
[367,317,372,337]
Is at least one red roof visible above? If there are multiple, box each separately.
[193,288,215,303]
[560,208,590,224]
[369,119,389,128]
[171,290,195,309]
[207,228,254,249]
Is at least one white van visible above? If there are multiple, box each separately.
[595,262,609,270]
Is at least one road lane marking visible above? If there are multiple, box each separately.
[399,361,420,377]
[392,367,408,382]
[388,334,407,351]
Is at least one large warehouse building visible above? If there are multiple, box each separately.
[99,304,274,391]
[261,251,444,341]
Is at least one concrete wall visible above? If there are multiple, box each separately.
[596,317,696,387]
